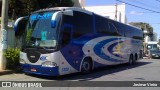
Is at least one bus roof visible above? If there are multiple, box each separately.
[32,7,92,15]
[32,7,141,31]
[147,41,158,44]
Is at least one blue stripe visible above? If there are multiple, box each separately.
[60,35,119,71]
[21,64,59,76]
[108,42,120,57]
[60,34,105,71]
[93,38,120,62]
[14,25,17,32]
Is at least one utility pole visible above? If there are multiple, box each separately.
[0,0,8,70]
[115,3,118,21]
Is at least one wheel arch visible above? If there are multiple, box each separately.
[79,56,94,72]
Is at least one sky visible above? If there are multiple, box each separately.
[85,0,160,39]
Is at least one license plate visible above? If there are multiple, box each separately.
[31,68,36,72]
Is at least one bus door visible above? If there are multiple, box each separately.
[61,24,73,48]
[14,17,29,65]
[60,24,74,75]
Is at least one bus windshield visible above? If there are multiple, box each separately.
[147,44,158,50]
[24,11,60,49]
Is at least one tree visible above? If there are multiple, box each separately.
[129,22,153,34]
[8,0,24,18]
[8,0,74,19]
[20,0,37,15]
[58,0,74,7]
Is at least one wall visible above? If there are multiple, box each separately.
[72,0,85,8]
[85,3,127,24]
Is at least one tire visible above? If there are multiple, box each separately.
[128,55,134,65]
[134,54,137,64]
[135,54,137,61]
[81,59,92,74]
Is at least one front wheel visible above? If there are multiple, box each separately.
[81,59,92,74]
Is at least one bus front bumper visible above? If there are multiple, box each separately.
[20,64,59,76]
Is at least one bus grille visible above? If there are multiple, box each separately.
[26,50,40,63]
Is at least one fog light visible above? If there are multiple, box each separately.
[42,61,57,67]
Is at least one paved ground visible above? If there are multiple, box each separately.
[0,58,160,90]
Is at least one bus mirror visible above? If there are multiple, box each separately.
[14,16,28,36]
[51,20,56,28]
[51,11,62,28]
[63,10,73,16]
[51,10,73,28]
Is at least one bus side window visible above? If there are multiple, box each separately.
[108,21,118,35]
[62,27,72,47]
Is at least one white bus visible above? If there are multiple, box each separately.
[14,7,143,76]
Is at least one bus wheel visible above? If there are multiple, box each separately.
[128,55,134,65]
[81,58,92,74]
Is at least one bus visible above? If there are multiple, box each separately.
[14,7,143,76]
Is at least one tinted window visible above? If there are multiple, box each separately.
[114,22,143,40]
[108,21,119,36]
[62,27,72,47]
[95,15,108,34]
[125,26,132,38]
[62,11,93,39]
[73,11,93,34]
[132,28,143,40]
[95,15,119,36]
[114,22,124,36]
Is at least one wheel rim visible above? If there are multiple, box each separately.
[82,61,90,72]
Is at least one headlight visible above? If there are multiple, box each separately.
[20,59,26,64]
[152,54,156,56]
[41,61,57,67]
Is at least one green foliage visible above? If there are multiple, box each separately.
[4,48,20,69]
[8,0,24,18]
[26,28,33,44]
[57,0,74,7]
[129,22,153,33]
[8,0,74,18]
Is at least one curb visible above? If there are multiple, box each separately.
[0,70,15,75]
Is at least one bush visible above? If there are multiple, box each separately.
[4,47,20,69]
